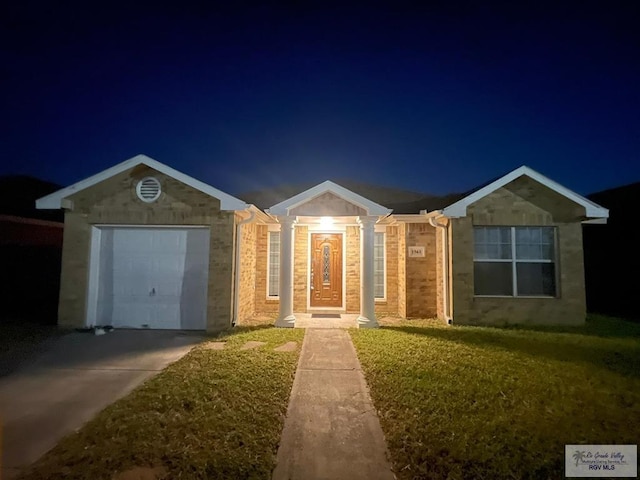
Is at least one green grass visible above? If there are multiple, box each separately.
[18,327,305,480]
[351,316,640,480]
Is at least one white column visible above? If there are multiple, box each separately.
[357,216,379,328]
[275,216,296,328]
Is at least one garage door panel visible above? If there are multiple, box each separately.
[153,231,181,253]
[185,230,210,254]
[96,227,210,329]
[112,303,182,329]
[111,303,148,328]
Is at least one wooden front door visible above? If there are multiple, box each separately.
[310,233,343,307]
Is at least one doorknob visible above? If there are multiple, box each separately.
[150,287,156,296]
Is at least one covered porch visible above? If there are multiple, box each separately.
[265,181,392,328]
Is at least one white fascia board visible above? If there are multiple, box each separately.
[36,154,248,211]
[442,165,609,219]
[247,204,273,223]
[267,180,392,216]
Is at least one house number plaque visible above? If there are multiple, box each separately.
[408,246,425,257]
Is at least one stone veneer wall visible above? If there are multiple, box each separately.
[58,165,236,332]
[450,186,587,325]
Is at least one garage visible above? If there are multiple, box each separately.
[93,227,210,329]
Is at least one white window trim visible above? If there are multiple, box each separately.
[374,231,387,302]
[266,231,280,299]
[473,226,558,298]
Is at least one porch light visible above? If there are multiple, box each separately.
[320,216,334,228]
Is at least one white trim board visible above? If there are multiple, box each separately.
[442,165,609,220]
[36,154,248,211]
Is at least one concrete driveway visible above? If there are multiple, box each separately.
[0,329,203,479]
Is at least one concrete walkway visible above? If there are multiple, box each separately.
[0,330,202,480]
[272,329,395,480]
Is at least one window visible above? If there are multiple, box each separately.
[374,232,385,299]
[267,231,280,297]
[474,226,556,297]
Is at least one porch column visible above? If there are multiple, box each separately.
[275,215,296,328]
[357,216,379,328]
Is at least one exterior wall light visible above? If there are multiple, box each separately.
[320,216,334,228]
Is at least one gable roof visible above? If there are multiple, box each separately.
[36,154,248,211]
[266,180,392,216]
[441,165,609,219]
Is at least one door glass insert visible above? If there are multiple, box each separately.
[322,245,330,284]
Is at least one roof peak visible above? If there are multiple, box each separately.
[267,179,392,217]
[36,154,248,211]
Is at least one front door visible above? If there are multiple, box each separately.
[310,233,343,307]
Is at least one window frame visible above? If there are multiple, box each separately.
[374,231,386,301]
[266,230,280,299]
[473,226,558,298]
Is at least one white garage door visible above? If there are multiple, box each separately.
[95,227,210,329]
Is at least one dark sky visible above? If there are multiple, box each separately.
[2,1,638,196]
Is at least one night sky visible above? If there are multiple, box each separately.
[2,2,638,197]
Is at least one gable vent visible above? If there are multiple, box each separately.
[136,177,162,202]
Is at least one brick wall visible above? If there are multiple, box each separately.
[58,165,236,332]
[254,225,279,314]
[397,223,406,317]
[58,212,93,328]
[208,216,236,331]
[432,222,455,323]
[293,225,308,312]
[404,223,438,318]
[346,226,360,313]
[435,222,444,320]
[450,186,587,325]
[237,221,256,322]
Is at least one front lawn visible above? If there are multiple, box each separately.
[351,316,640,479]
[18,327,305,480]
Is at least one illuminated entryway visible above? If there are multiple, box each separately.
[266,181,393,328]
